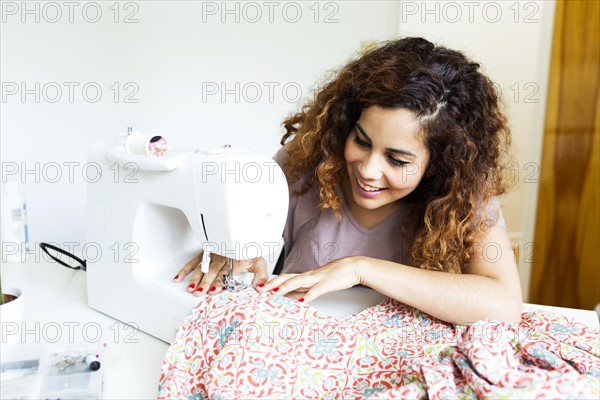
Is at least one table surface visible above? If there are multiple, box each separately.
[1,257,598,399]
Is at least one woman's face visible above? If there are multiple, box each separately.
[344,106,430,214]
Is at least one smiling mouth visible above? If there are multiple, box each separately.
[357,179,385,192]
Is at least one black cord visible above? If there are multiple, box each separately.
[40,242,87,271]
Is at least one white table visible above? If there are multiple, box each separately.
[1,256,598,399]
[1,256,170,399]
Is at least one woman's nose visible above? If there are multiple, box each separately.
[357,153,383,180]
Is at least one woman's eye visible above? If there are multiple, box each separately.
[353,133,409,167]
[389,157,409,167]
[353,135,370,148]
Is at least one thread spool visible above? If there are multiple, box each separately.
[125,132,169,157]
[85,354,101,371]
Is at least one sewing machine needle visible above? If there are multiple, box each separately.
[227,258,233,281]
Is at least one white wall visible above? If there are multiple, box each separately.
[2,1,554,301]
[1,0,399,247]
[397,0,556,301]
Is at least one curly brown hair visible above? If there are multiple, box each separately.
[280,37,513,273]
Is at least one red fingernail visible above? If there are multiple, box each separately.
[188,283,195,289]
[173,275,179,280]
[272,287,279,292]
[257,284,265,287]
[195,287,204,292]
[209,286,216,292]
[298,298,305,302]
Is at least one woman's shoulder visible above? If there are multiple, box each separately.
[272,144,289,168]
[272,143,324,222]
[272,144,311,194]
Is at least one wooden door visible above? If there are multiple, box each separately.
[529,0,599,310]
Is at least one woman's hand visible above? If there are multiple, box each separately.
[256,256,362,302]
[173,252,269,296]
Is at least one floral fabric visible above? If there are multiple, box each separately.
[158,290,600,399]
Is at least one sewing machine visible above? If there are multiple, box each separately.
[86,139,289,343]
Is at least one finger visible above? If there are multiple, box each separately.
[256,273,297,292]
[283,290,308,301]
[208,261,233,295]
[186,264,205,292]
[295,283,328,303]
[249,258,269,286]
[276,274,318,296]
[194,256,227,296]
[173,252,203,282]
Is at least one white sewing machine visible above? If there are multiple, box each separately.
[86,138,289,343]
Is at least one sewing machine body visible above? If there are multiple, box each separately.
[86,143,288,343]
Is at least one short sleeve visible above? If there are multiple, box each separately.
[272,145,288,169]
[481,197,507,230]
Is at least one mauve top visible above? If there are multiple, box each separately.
[272,146,506,274]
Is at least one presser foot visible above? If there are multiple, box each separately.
[221,274,251,292]
[221,259,251,291]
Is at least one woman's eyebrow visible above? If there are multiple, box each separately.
[355,122,417,159]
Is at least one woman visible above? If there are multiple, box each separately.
[173,37,522,324]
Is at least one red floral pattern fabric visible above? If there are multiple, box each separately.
[158,290,600,399]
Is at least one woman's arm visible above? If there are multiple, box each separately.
[358,225,522,323]
[259,226,522,324]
